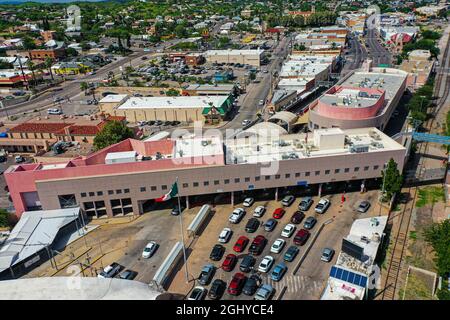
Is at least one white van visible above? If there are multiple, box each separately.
[47,108,62,115]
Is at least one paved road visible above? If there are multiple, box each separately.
[342,34,367,75]
[364,28,392,66]
[220,36,290,132]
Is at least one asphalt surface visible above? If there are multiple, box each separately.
[365,28,392,66]
[179,190,379,300]
[341,33,367,75]
[220,35,290,132]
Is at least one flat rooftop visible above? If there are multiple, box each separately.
[174,135,223,158]
[205,49,264,56]
[280,62,330,78]
[341,69,407,102]
[99,94,129,103]
[225,127,404,165]
[117,96,228,110]
[320,87,384,108]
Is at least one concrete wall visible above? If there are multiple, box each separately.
[108,107,204,123]
[31,147,406,218]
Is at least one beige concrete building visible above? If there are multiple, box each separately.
[204,49,265,67]
[5,127,407,218]
[99,95,234,123]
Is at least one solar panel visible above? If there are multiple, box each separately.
[329,266,368,288]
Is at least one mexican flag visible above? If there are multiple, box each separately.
[155,182,178,202]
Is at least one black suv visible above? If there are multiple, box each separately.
[210,244,225,261]
[239,254,256,272]
[208,279,226,300]
[245,218,260,233]
[291,211,305,224]
[243,274,261,296]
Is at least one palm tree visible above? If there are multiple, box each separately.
[80,81,89,95]
[26,60,37,88]
[44,57,54,81]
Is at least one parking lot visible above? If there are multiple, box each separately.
[168,189,381,300]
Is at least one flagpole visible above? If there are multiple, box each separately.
[176,177,189,283]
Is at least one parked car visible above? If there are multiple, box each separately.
[229,208,245,224]
[218,227,233,243]
[198,264,215,285]
[315,198,330,214]
[291,211,305,224]
[208,279,226,300]
[254,284,275,300]
[357,200,371,213]
[243,197,254,207]
[303,216,317,230]
[233,236,249,253]
[239,254,256,272]
[272,208,285,219]
[227,273,247,295]
[284,245,300,262]
[253,206,266,217]
[138,120,147,126]
[293,229,310,246]
[270,239,286,254]
[97,262,122,278]
[321,248,335,262]
[281,224,296,238]
[242,119,252,127]
[118,269,137,280]
[281,195,295,207]
[210,244,225,261]
[270,263,287,282]
[264,219,278,232]
[14,155,25,163]
[170,205,185,215]
[249,235,267,255]
[299,197,313,211]
[142,241,158,258]
[188,286,206,300]
[258,255,274,273]
[243,274,261,296]
[245,218,260,233]
[47,108,62,115]
[222,253,237,272]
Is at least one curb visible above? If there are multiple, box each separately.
[293,218,333,275]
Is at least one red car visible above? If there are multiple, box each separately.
[227,272,247,295]
[273,208,286,219]
[222,253,237,272]
[249,235,267,255]
[293,229,310,246]
[233,236,249,253]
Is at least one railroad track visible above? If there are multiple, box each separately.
[381,33,450,300]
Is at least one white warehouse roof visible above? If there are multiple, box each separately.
[118,96,229,110]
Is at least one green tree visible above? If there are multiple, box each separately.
[0,208,10,228]
[381,158,403,200]
[26,60,37,87]
[424,220,450,287]
[93,121,134,150]
[80,81,89,94]
[44,57,54,81]
[166,88,180,96]
[22,36,36,50]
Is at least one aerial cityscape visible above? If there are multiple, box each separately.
[0,0,448,304]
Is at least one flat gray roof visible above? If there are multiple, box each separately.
[0,277,162,300]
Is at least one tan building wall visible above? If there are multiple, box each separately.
[109,107,205,123]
